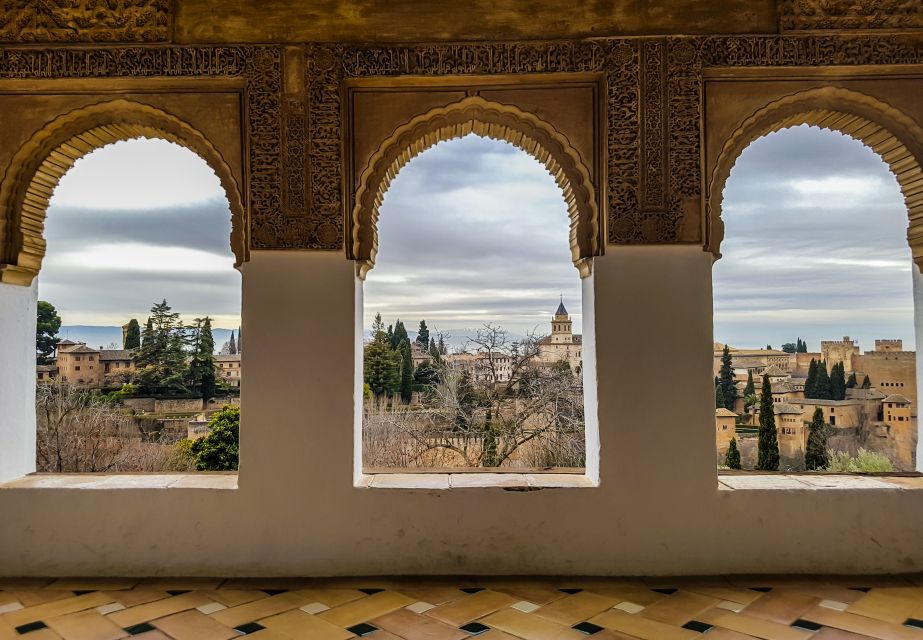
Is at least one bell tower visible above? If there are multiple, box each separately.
[551,297,573,344]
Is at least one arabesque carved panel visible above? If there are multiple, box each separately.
[779,1,923,32]
[0,0,171,43]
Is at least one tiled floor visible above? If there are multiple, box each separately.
[3,576,923,639]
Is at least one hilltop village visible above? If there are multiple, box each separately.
[714,337,917,470]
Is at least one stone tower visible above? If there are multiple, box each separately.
[551,298,573,344]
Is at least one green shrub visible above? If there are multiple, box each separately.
[825,448,894,473]
[189,405,239,471]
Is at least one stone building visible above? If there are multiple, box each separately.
[715,408,737,458]
[4,0,923,582]
[535,299,582,372]
[52,341,134,388]
[214,354,241,388]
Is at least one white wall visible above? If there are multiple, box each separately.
[1,248,923,576]
[0,280,36,483]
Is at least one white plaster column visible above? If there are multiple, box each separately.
[0,280,37,482]
[913,261,923,472]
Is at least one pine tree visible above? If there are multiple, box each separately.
[398,339,414,404]
[364,325,400,397]
[805,407,828,470]
[416,320,430,350]
[123,318,141,350]
[846,372,858,388]
[756,373,780,471]
[830,361,847,401]
[36,301,62,365]
[804,359,818,398]
[862,375,872,389]
[718,345,736,411]
[815,360,832,400]
[133,300,189,393]
[725,437,742,469]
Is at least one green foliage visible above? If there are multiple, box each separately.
[482,408,499,467]
[36,300,61,365]
[187,317,217,400]
[725,437,742,469]
[398,338,414,404]
[123,318,141,349]
[715,382,726,409]
[743,371,755,408]
[830,361,846,401]
[228,330,237,355]
[391,319,408,351]
[826,448,894,473]
[133,300,189,394]
[413,360,440,390]
[437,335,447,355]
[189,405,239,471]
[415,320,430,351]
[428,337,440,362]
[805,407,829,470]
[105,383,137,404]
[797,337,808,353]
[804,359,818,399]
[781,342,797,354]
[718,345,736,411]
[846,372,858,388]
[815,360,832,399]
[756,373,779,471]
[862,375,871,389]
[364,321,400,397]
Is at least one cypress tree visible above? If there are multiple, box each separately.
[725,437,742,470]
[188,317,216,400]
[862,375,872,389]
[123,318,141,350]
[805,407,828,470]
[438,335,447,355]
[482,408,499,467]
[392,320,408,351]
[756,374,780,471]
[718,345,736,411]
[428,337,440,362]
[228,330,237,355]
[416,320,430,350]
[815,360,832,400]
[744,370,755,398]
[830,361,846,400]
[846,372,858,388]
[804,359,817,399]
[398,339,414,404]
[716,382,727,409]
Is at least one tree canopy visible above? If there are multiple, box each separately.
[36,301,62,365]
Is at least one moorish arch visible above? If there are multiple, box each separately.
[350,96,602,280]
[0,99,247,286]
[706,86,923,267]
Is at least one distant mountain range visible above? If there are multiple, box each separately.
[58,326,237,353]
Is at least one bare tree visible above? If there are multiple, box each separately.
[36,384,195,472]
[362,323,586,469]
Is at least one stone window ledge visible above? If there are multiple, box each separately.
[718,473,923,491]
[0,473,238,490]
[356,472,597,490]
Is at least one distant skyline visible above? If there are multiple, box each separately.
[36,129,917,352]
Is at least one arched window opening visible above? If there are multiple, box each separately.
[35,138,242,473]
[714,124,916,473]
[361,134,593,472]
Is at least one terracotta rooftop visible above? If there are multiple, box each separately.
[883,394,911,404]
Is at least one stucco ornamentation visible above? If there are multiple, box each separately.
[0,0,171,43]
[779,0,923,32]
[350,96,599,279]
[0,99,247,285]
[705,86,923,268]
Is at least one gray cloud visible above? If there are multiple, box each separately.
[714,124,915,350]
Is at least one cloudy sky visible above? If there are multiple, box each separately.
[39,139,241,330]
[714,125,915,351]
[364,134,582,339]
[38,127,915,352]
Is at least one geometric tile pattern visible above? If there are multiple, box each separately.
[3,576,923,639]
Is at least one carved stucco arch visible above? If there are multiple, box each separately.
[0,99,247,286]
[351,96,601,280]
[707,86,923,268]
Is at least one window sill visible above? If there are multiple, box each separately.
[0,473,238,490]
[356,472,597,490]
[718,473,923,491]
